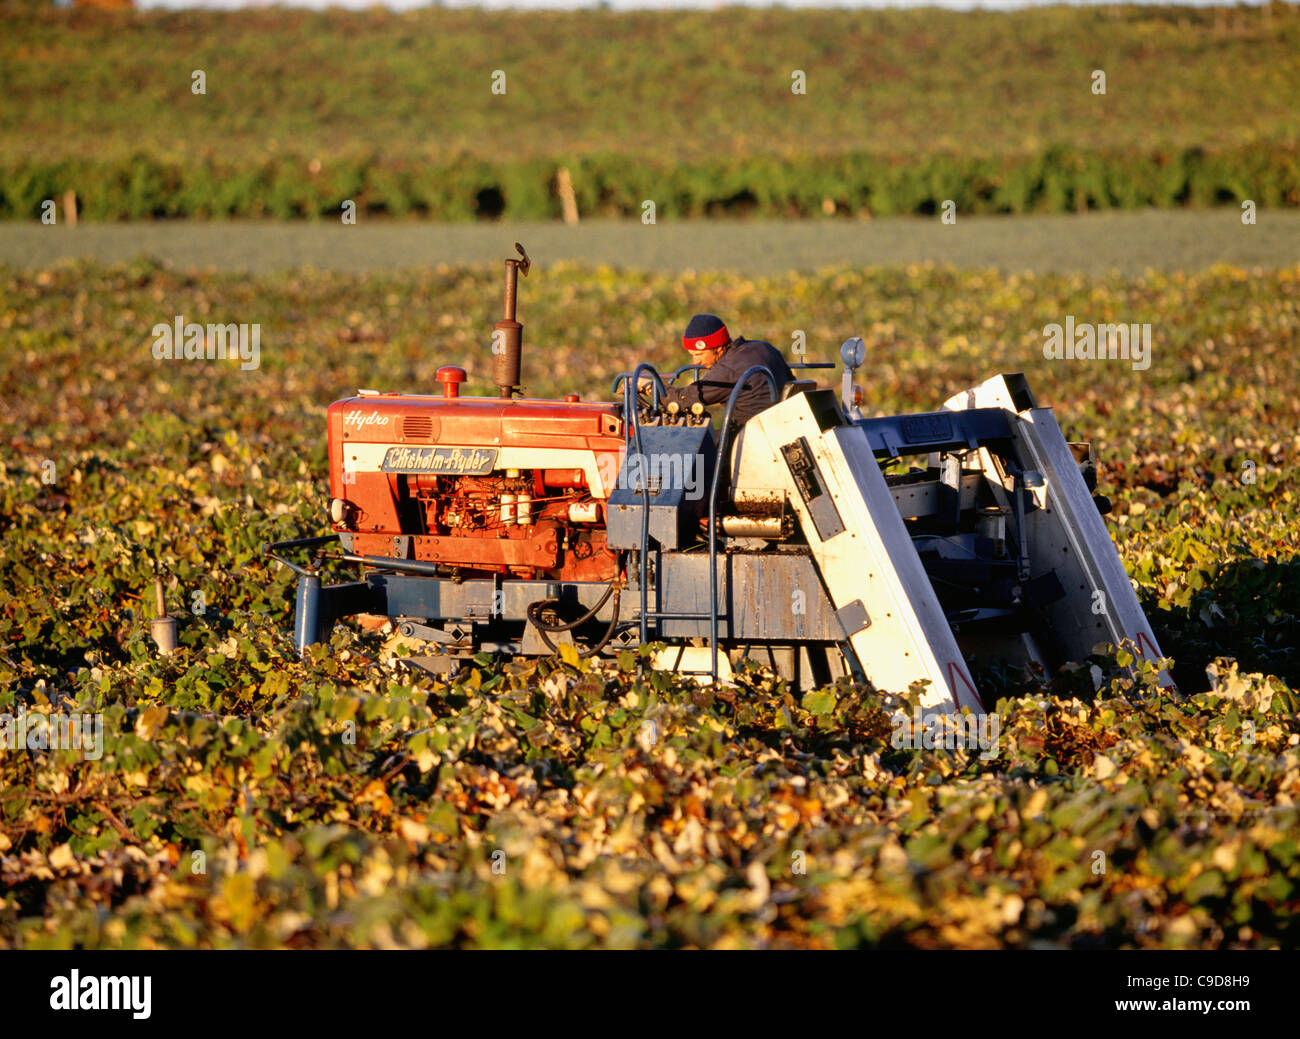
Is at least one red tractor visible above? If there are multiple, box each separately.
[269,244,1171,710]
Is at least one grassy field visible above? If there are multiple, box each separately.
[2,258,1298,947]
[3,4,1299,218]
[3,210,1299,275]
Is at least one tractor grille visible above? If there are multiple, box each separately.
[401,416,435,441]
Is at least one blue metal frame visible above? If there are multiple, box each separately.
[265,535,337,577]
[611,362,705,397]
[855,407,1013,458]
[618,361,779,679]
[624,362,667,646]
[612,360,830,397]
[706,365,779,680]
[620,363,721,646]
[668,362,705,385]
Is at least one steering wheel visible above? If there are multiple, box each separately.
[629,375,665,422]
[615,366,672,424]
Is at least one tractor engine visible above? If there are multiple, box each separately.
[325,374,626,582]
[324,244,626,582]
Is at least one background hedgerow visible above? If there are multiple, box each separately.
[3,5,1299,220]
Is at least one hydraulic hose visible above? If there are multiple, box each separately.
[526,552,626,659]
[528,586,623,659]
[526,579,617,633]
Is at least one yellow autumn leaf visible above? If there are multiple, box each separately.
[135,704,169,741]
[214,872,258,933]
[398,818,431,843]
[48,843,76,871]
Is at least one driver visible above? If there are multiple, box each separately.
[646,314,794,425]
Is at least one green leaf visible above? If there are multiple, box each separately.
[801,689,836,716]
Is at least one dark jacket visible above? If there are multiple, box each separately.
[661,338,794,424]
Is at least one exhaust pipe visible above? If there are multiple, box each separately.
[494,242,530,398]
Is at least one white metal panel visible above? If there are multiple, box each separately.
[739,395,983,714]
[944,374,1173,688]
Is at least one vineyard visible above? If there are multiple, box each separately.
[2,258,1297,947]
[3,4,1300,219]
